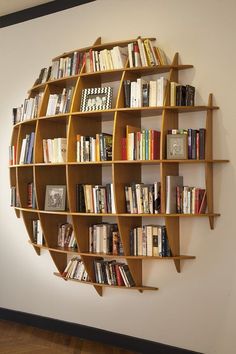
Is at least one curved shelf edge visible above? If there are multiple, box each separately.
[54,272,158,292]
[28,242,195,260]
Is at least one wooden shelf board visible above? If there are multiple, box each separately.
[15,207,220,218]
[161,159,229,163]
[54,272,158,291]
[67,161,112,166]
[10,159,229,168]
[125,64,193,75]
[28,242,195,260]
[117,213,221,217]
[71,109,117,116]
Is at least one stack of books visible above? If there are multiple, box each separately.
[88,223,123,255]
[125,182,161,214]
[76,133,112,162]
[94,260,135,287]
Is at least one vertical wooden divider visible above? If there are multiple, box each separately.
[113,68,143,289]
[161,53,180,272]
[205,94,214,229]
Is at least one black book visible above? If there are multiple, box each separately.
[123,80,131,107]
[76,184,85,212]
[191,130,197,159]
[121,264,135,287]
[186,85,195,106]
[176,85,186,106]
[199,128,206,160]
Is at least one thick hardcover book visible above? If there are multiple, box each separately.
[176,85,186,106]
[186,85,195,106]
[76,184,85,212]
[166,175,184,214]
[199,128,206,159]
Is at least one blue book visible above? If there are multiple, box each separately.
[26,132,35,164]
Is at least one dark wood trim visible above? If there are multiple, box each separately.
[0,307,201,354]
[0,0,96,28]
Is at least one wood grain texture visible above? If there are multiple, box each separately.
[0,319,138,354]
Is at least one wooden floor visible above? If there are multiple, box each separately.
[0,320,139,354]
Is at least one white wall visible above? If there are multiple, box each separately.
[0,1,235,353]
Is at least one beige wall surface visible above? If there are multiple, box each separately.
[0,1,235,353]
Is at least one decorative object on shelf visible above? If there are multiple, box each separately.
[166,134,188,159]
[44,185,66,211]
[80,87,113,112]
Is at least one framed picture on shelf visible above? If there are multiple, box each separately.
[80,87,113,112]
[166,134,188,159]
[44,185,66,211]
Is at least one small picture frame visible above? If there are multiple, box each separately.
[45,185,66,211]
[80,87,113,112]
[166,134,188,159]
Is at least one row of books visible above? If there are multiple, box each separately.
[94,260,135,287]
[13,93,43,124]
[32,220,44,245]
[165,175,207,214]
[128,38,167,68]
[62,258,89,281]
[76,133,112,162]
[125,182,161,214]
[130,225,171,257]
[43,138,67,163]
[34,52,85,85]
[123,77,168,108]
[46,87,74,116]
[84,46,128,73]
[167,128,206,160]
[176,186,207,214]
[170,83,195,106]
[88,223,123,255]
[58,223,77,248]
[10,186,20,207]
[124,128,160,160]
[19,132,35,164]
[76,183,116,214]
[27,182,36,208]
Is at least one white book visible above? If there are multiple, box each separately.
[110,183,116,213]
[52,138,58,163]
[146,225,153,256]
[149,80,157,107]
[19,138,27,164]
[46,94,58,116]
[157,77,168,106]
[130,81,137,107]
[128,43,134,68]
[37,220,43,245]
[47,139,53,163]
[136,78,143,107]
[113,46,128,69]
[137,38,148,67]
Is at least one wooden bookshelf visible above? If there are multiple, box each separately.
[9,37,228,296]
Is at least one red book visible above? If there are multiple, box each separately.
[151,130,160,159]
[198,190,207,214]
[115,263,125,286]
